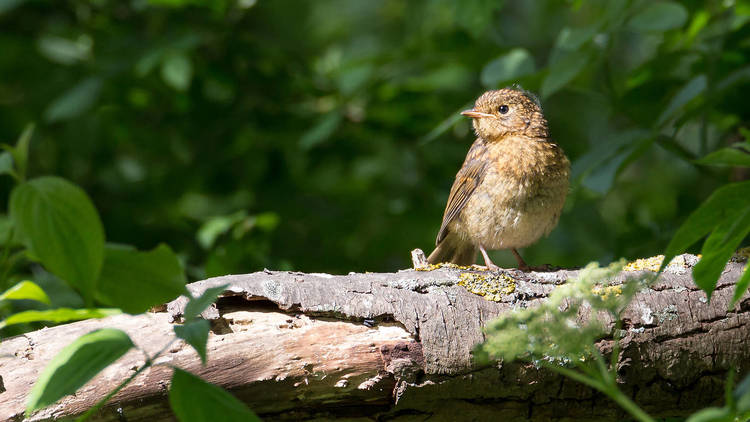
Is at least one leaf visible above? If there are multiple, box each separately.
[731,265,750,308]
[541,50,590,99]
[693,206,750,297]
[43,77,102,123]
[627,2,688,32]
[480,48,535,89]
[694,147,750,168]
[299,112,342,150]
[197,211,247,249]
[735,372,750,413]
[0,308,121,328]
[184,284,228,321]
[0,280,51,304]
[657,75,707,126]
[663,181,750,271]
[9,177,105,305]
[161,52,193,91]
[685,407,734,422]
[0,152,15,178]
[12,122,34,180]
[174,319,210,364]
[26,329,134,413]
[169,368,260,422]
[97,244,187,314]
[0,0,25,14]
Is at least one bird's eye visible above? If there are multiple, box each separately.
[498,105,509,114]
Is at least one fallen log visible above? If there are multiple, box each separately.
[0,254,748,421]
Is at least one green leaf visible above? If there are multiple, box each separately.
[161,52,193,91]
[731,264,750,307]
[685,406,734,422]
[541,50,589,99]
[480,48,535,89]
[299,111,342,150]
[692,207,750,298]
[0,0,25,14]
[735,372,750,413]
[12,123,33,181]
[657,75,707,126]
[169,368,260,422]
[9,177,105,305]
[197,211,247,249]
[43,77,102,123]
[663,181,750,271]
[0,152,16,178]
[97,244,187,314]
[0,308,121,328]
[26,329,134,413]
[627,2,688,32]
[174,319,210,364]
[0,280,51,304]
[184,284,228,321]
[695,147,750,168]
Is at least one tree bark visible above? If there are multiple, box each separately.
[1,254,748,421]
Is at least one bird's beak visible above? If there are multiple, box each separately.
[461,109,494,119]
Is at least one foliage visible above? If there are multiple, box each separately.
[1,0,748,276]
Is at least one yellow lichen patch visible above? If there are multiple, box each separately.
[624,255,664,272]
[415,262,475,271]
[457,272,516,302]
[591,284,623,300]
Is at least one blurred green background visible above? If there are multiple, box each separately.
[1,0,748,278]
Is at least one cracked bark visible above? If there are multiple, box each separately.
[0,254,748,421]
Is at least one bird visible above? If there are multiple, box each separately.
[427,87,570,271]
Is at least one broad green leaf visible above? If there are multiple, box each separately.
[26,329,134,413]
[43,77,102,123]
[97,244,187,314]
[169,368,260,422]
[12,122,34,180]
[663,181,750,271]
[693,207,750,298]
[627,2,688,32]
[0,280,50,304]
[37,34,92,65]
[548,24,599,65]
[685,407,734,422]
[0,152,15,178]
[0,308,120,328]
[197,211,247,249]
[735,372,750,413]
[731,265,750,307]
[695,147,750,168]
[657,74,706,126]
[541,50,589,99]
[174,319,210,364]
[299,112,342,150]
[184,284,229,321]
[9,177,105,305]
[161,52,193,91]
[480,48,535,88]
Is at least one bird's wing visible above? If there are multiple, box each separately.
[436,140,488,244]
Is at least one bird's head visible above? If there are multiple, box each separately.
[462,87,549,141]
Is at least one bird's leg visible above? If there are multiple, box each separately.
[479,245,500,271]
[511,248,530,272]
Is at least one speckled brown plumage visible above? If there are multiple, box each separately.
[427,88,570,271]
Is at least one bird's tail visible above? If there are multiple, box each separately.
[427,233,477,266]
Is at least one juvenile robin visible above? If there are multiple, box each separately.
[427,87,570,271]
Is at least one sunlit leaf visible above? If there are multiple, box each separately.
[43,77,102,123]
[169,368,260,422]
[732,265,750,308]
[684,407,733,422]
[161,52,193,91]
[97,244,187,314]
[627,2,688,32]
[694,146,750,168]
[26,329,133,413]
[480,48,535,89]
[9,177,106,305]
[663,181,750,271]
[0,308,120,328]
[0,280,50,304]
[184,284,228,321]
[174,319,210,364]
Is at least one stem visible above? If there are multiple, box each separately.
[74,338,177,421]
[602,383,656,422]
